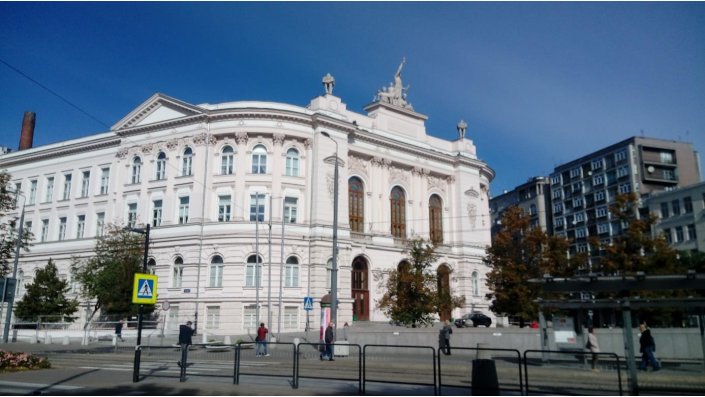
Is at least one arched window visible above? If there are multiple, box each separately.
[285,148,299,177]
[284,256,299,287]
[172,257,184,288]
[220,146,234,175]
[390,186,406,238]
[210,255,224,288]
[429,194,443,244]
[155,151,167,180]
[245,255,263,287]
[251,145,267,174]
[349,177,364,233]
[472,271,479,297]
[147,258,156,275]
[182,147,193,176]
[131,157,142,184]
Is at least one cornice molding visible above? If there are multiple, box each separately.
[0,138,121,168]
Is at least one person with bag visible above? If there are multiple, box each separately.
[177,321,194,367]
[585,327,600,371]
[256,323,269,357]
[439,320,453,355]
[321,322,335,361]
[639,323,660,371]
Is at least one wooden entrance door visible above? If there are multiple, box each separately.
[351,257,369,321]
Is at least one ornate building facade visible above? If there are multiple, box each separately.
[1,66,495,334]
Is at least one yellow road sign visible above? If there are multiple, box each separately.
[132,273,158,304]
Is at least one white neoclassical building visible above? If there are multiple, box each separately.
[1,66,495,334]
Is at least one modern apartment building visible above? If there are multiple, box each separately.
[548,137,701,267]
[490,176,553,237]
[645,181,705,253]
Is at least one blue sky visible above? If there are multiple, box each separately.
[1,2,703,196]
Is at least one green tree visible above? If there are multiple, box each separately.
[377,238,465,327]
[15,259,79,322]
[71,224,153,322]
[484,206,575,326]
[0,170,32,275]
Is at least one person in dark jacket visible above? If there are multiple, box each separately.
[114,319,125,342]
[638,323,660,371]
[177,321,194,367]
[321,322,335,361]
[439,320,453,355]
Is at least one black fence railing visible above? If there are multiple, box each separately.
[363,344,437,395]
[437,346,522,395]
[295,342,363,392]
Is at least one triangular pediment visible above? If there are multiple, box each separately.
[111,93,204,131]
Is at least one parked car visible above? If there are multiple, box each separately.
[454,312,492,328]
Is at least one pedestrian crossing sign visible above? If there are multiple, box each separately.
[303,297,314,311]
[132,273,158,304]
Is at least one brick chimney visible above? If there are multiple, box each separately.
[19,111,35,151]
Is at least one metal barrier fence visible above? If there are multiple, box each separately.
[234,341,297,387]
[132,345,183,383]
[295,342,363,392]
[523,349,623,396]
[363,344,437,395]
[437,346,522,395]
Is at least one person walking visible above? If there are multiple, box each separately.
[321,322,335,361]
[256,323,269,357]
[586,327,600,371]
[439,320,453,355]
[177,321,194,367]
[114,319,125,342]
[639,323,660,371]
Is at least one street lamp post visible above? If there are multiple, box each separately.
[3,192,25,343]
[125,224,150,347]
[320,131,339,336]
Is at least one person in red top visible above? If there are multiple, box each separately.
[256,323,269,357]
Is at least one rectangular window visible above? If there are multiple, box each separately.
[250,194,265,221]
[683,197,693,213]
[617,165,630,178]
[594,190,606,202]
[615,150,627,162]
[152,199,163,227]
[210,262,223,288]
[550,175,561,185]
[58,217,67,241]
[172,265,184,288]
[156,157,166,180]
[576,228,588,238]
[100,168,110,195]
[573,197,583,208]
[572,182,582,193]
[592,174,604,187]
[596,206,608,218]
[598,223,610,234]
[206,306,220,329]
[570,168,581,178]
[63,174,72,200]
[554,217,564,227]
[168,305,180,331]
[179,197,189,224]
[618,183,631,194]
[660,151,674,164]
[221,153,234,175]
[671,199,681,215]
[591,158,603,170]
[14,182,21,205]
[41,219,49,242]
[131,161,141,184]
[660,202,670,218]
[553,203,563,213]
[552,189,562,199]
[24,221,32,237]
[80,170,90,197]
[29,180,37,205]
[284,197,298,223]
[243,305,257,329]
[128,203,138,228]
[663,228,672,244]
[577,244,588,253]
[575,212,586,223]
[663,169,676,181]
[675,226,684,243]
[96,212,105,237]
[283,306,298,330]
[45,176,54,202]
[687,224,696,241]
[218,195,231,222]
[76,215,85,239]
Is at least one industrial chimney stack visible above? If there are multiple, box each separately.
[19,111,35,151]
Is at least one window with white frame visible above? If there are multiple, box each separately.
[209,255,224,288]
[550,175,561,185]
[471,271,479,297]
[251,145,267,174]
[168,305,180,330]
[554,217,564,227]
[58,217,67,240]
[575,212,586,223]
[596,206,608,218]
[593,174,604,186]
[155,152,167,180]
[570,168,581,178]
[182,147,193,176]
[218,195,231,222]
[24,221,32,238]
[29,180,37,204]
[100,167,110,195]
[62,173,72,200]
[283,306,298,330]
[131,157,142,184]
[684,197,693,213]
[660,151,674,164]
[576,228,588,238]
[245,255,262,288]
[573,197,583,208]
[285,256,299,287]
[618,183,631,194]
[206,306,220,329]
[243,305,257,329]
[552,189,562,199]
[249,194,265,221]
[127,203,138,228]
[96,212,105,237]
[41,219,49,242]
[45,176,54,202]
[284,197,298,223]
[615,150,627,162]
[572,182,582,193]
[220,146,234,175]
[173,257,184,288]
[663,228,672,244]
[660,202,670,218]
[598,223,610,234]
[529,204,537,216]
[687,224,696,241]
[671,199,681,215]
[152,199,163,227]
[553,203,563,213]
[591,158,603,170]
[179,196,189,224]
[577,244,588,253]
[595,190,606,201]
[675,226,684,243]
[80,170,90,197]
[663,169,675,180]
[617,165,630,178]
[76,215,85,239]
[285,148,299,176]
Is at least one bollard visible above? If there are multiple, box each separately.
[62,336,70,345]
[224,335,231,345]
[472,343,499,395]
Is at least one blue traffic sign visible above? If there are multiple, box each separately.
[303,296,314,311]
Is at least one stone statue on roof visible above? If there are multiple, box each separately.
[375,58,413,110]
